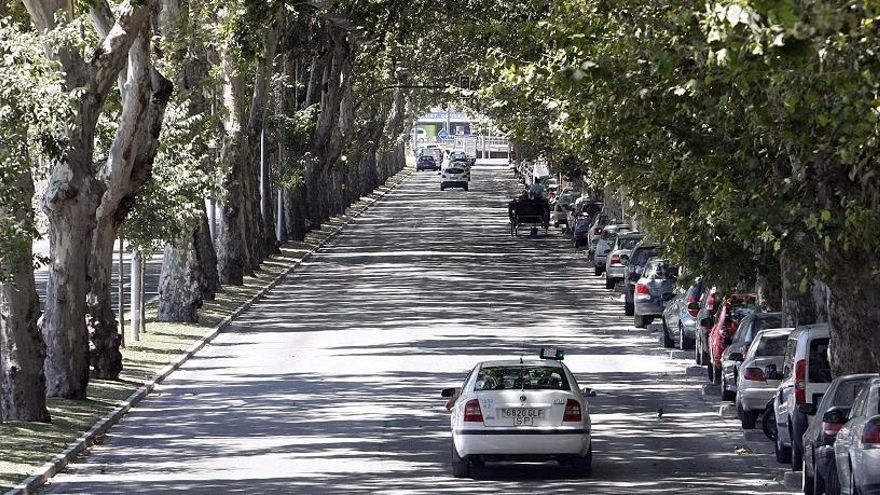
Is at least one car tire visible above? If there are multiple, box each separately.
[803,459,815,495]
[624,302,634,316]
[792,427,804,471]
[440,185,445,191]
[662,319,674,348]
[721,376,736,401]
[635,315,646,328]
[679,324,695,350]
[713,365,722,385]
[707,363,715,383]
[739,402,758,429]
[695,339,704,365]
[825,463,840,495]
[463,185,469,191]
[594,265,602,276]
[605,276,614,290]
[451,444,470,478]
[763,402,778,441]
[776,434,792,464]
[571,443,593,478]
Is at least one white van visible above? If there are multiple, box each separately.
[772,323,833,471]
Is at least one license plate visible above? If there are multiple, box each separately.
[499,408,544,426]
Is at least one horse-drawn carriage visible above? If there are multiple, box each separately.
[508,197,550,236]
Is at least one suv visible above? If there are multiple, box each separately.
[440,165,469,191]
[623,243,661,316]
[772,323,832,470]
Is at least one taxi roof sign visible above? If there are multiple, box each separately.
[539,347,565,360]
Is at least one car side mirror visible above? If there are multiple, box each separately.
[583,388,597,398]
[799,403,817,415]
[441,387,460,398]
[687,302,701,311]
[822,407,848,424]
[729,352,744,362]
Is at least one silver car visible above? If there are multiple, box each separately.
[720,312,783,402]
[660,278,705,350]
[833,376,880,495]
[733,328,790,429]
[802,374,874,495]
[592,223,632,276]
[632,258,677,328]
[603,233,644,289]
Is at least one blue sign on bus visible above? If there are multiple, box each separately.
[437,129,450,139]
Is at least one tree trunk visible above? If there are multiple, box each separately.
[825,251,880,376]
[0,156,50,423]
[779,252,820,328]
[157,229,204,323]
[195,208,219,299]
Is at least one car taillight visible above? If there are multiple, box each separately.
[795,359,807,405]
[610,254,621,264]
[820,421,845,446]
[563,399,582,422]
[687,306,699,318]
[863,418,880,447]
[463,399,483,423]
[743,367,765,382]
[635,283,650,295]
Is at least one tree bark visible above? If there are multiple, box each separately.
[0,152,50,423]
[779,252,820,328]
[825,250,880,375]
[23,0,154,398]
[157,228,204,322]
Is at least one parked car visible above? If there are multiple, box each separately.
[623,243,662,316]
[773,323,832,470]
[734,327,791,428]
[551,192,576,230]
[661,278,705,350]
[593,224,633,276]
[417,155,438,171]
[802,374,874,495]
[633,258,678,328]
[567,200,604,241]
[707,293,760,385]
[720,312,783,400]
[585,213,612,260]
[603,233,645,289]
[832,376,880,495]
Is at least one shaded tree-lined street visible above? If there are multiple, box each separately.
[43,165,785,494]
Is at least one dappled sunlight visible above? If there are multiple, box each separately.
[43,167,787,494]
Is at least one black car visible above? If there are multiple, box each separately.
[417,155,439,171]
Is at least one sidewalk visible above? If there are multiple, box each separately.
[0,167,413,494]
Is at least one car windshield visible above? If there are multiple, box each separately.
[617,236,643,250]
[754,334,788,357]
[474,366,570,391]
[809,338,832,382]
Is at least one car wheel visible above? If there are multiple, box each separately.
[440,185,445,191]
[803,456,815,495]
[739,402,758,429]
[695,338,704,365]
[792,426,804,471]
[713,365,722,385]
[763,402,778,441]
[776,434,792,464]
[662,319,674,348]
[635,315,646,328]
[679,324,695,350]
[721,376,736,402]
[463,185,469,191]
[571,443,593,478]
[451,444,470,478]
[605,276,615,290]
[624,302,634,316]
[825,461,840,495]
[594,265,602,276]
[707,363,715,382]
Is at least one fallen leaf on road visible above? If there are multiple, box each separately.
[734,446,752,455]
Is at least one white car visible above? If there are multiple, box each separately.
[441,348,594,478]
[440,165,469,191]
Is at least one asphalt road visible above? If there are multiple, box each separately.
[42,165,789,494]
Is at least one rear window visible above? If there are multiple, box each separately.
[617,236,642,250]
[808,338,832,382]
[446,167,464,174]
[832,379,869,408]
[643,261,677,279]
[754,335,788,357]
[474,366,570,391]
[632,247,659,265]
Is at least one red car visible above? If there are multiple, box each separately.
[708,293,759,384]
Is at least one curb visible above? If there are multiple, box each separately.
[5,167,413,495]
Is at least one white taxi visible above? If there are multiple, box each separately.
[441,348,595,478]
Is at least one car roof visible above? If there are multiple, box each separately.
[755,327,795,338]
[790,322,830,336]
[478,359,565,368]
